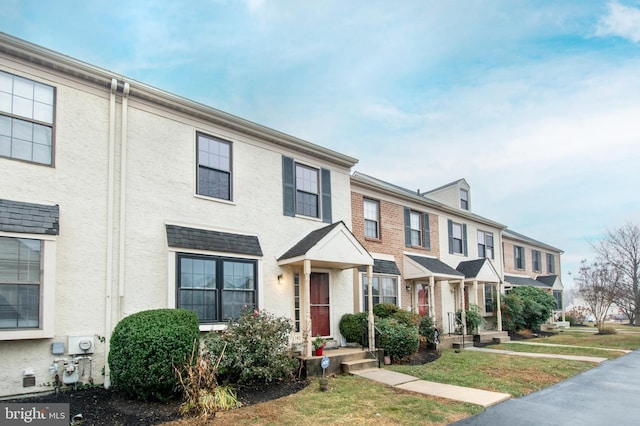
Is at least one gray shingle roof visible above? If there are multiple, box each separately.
[358,259,401,275]
[166,224,262,256]
[0,199,59,235]
[278,222,342,260]
[504,275,549,287]
[406,255,464,277]
[456,258,487,278]
[536,275,558,286]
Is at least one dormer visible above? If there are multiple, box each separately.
[423,178,471,211]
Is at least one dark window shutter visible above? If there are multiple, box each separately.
[423,213,430,250]
[448,219,453,254]
[404,207,412,247]
[462,224,468,256]
[282,156,295,217]
[321,168,332,223]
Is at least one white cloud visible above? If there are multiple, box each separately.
[596,1,640,43]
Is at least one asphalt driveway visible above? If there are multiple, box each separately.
[452,349,640,425]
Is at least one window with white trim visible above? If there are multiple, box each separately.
[363,275,397,311]
[477,230,494,259]
[532,250,541,272]
[514,246,525,269]
[452,222,463,254]
[410,211,422,247]
[0,70,55,166]
[484,284,496,314]
[460,189,469,210]
[364,199,379,239]
[0,236,41,329]
[177,253,256,323]
[197,133,232,200]
[547,253,555,274]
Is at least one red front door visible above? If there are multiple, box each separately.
[310,272,330,337]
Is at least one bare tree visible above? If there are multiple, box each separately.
[592,222,640,325]
[574,260,621,331]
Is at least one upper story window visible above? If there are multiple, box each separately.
[404,208,430,250]
[0,70,54,166]
[282,156,332,223]
[177,253,256,323]
[547,253,555,274]
[0,236,41,329]
[460,189,469,210]
[295,163,319,217]
[448,220,467,255]
[196,133,232,200]
[514,245,525,269]
[364,199,380,239]
[532,250,542,272]
[410,211,422,246]
[477,230,494,259]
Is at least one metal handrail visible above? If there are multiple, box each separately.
[361,317,383,368]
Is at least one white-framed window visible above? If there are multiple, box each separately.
[484,284,496,314]
[460,189,469,210]
[547,253,555,274]
[196,132,232,200]
[363,275,398,311]
[452,222,463,254]
[364,199,379,239]
[410,211,422,247]
[177,253,256,323]
[0,70,55,166]
[477,230,494,259]
[514,246,525,269]
[532,250,542,272]
[295,163,319,218]
[0,233,56,340]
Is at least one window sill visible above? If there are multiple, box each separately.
[0,328,53,341]
[198,323,228,333]
[194,194,236,206]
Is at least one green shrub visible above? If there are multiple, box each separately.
[565,315,575,326]
[596,326,618,335]
[501,293,526,333]
[418,316,438,347]
[204,309,298,385]
[512,286,557,331]
[375,317,419,362]
[109,309,200,401]
[373,303,400,318]
[457,304,485,334]
[339,312,369,343]
[392,309,421,327]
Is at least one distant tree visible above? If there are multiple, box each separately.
[592,222,640,325]
[574,259,622,331]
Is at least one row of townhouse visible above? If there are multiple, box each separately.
[0,33,563,398]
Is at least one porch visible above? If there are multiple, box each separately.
[301,346,383,377]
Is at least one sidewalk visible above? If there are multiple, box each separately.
[350,368,511,407]
[465,346,609,363]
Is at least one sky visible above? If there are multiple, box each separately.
[2,0,640,289]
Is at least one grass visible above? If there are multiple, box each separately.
[388,349,592,397]
[164,375,483,425]
[162,326,640,425]
[489,342,625,359]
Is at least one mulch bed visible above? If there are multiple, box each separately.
[3,348,442,425]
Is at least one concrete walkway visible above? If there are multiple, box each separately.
[465,346,608,363]
[351,368,511,407]
[505,340,633,353]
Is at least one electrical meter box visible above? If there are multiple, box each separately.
[68,336,94,355]
[51,341,65,355]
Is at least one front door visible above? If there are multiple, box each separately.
[310,272,330,337]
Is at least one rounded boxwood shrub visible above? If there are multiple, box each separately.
[375,317,419,362]
[108,308,200,401]
[339,312,368,343]
[373,303,400,318]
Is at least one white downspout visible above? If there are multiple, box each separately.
[367,265,374,352]
[118,82,130,317]
[104,78,118,389]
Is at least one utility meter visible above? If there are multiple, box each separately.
[79,339,92,351]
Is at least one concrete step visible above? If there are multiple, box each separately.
[492,336,511,343]
[475,331,510,344]
[342,358,379,374]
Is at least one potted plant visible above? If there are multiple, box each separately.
[313,335,325,356]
